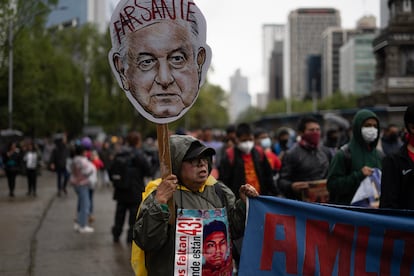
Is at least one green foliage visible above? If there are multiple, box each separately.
[236,106,263,124]
[171,82,229,131]
[0,1,229,138]
[262,93,359,117]
[318,92,359,110]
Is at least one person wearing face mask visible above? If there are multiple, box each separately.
[323,127,340,160]
[219,123,275,196]
[379,124,403,156]
[327,109,384,205]
[218,123,277,271]
[219,123,276,198]
[254,128,282,175]
[277,116,330,200]
[380,105,414,210]
[272,127,293,160]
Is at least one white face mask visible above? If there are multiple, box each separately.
[260,137,272,149]
[361,127,378,143]
[238,141,254,154]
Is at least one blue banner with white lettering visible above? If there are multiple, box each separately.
[239,196,414,276]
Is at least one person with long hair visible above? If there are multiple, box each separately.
[3,141,21,197]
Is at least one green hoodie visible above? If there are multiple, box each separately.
[327,109,383,205]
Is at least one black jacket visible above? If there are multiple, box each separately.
[278,143,330,200]
[380,145,414,210]
[49,143,70,170]
[218,146,276,197]
[113,147,152,204]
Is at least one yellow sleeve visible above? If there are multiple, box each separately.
[130,178,161,276]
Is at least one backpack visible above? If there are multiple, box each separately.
[109,150,135,189]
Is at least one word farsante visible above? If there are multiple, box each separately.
[113,0,197,44]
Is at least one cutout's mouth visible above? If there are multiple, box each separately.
[153,93,178,97]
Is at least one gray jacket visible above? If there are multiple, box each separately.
[133,135,247,276]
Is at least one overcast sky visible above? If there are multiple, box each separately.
[195,0,381,101]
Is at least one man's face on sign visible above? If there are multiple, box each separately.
[119,21,205,118]
[203,231,227,268]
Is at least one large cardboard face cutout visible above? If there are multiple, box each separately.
[108,0,212,124]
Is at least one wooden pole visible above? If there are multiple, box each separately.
[156,123,175,223]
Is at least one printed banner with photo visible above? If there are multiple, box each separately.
[175,208,232,276]
[240,196,414,275]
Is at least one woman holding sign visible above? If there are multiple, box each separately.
[133,135,258,275]
[107,2,256,274]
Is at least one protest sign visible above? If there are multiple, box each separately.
[240,196,414,275]
[175,208,232,276]
[108,0,212,221]
[108,0,211,124]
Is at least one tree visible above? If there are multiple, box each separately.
[0,0,58,65]
[236,106,263,124]
[318,92,358,110]
[262,93,359,117]
[171,83,229,131]
[0,0,230,137]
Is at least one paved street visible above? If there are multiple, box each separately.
[0,170,134,276]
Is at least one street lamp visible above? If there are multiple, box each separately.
[7,0,16,130]
[7,4,67,130]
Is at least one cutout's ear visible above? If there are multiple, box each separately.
[197,47,206,69]
[113,53,129,90]
[196,47,206,86]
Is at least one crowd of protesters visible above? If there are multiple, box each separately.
[0,106,412,240]
[0,110,410,204]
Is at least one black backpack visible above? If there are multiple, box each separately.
[109,150,135,189]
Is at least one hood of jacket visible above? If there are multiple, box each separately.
[346,109,382,171]
[350,109,380,150]
[169,135,214,178]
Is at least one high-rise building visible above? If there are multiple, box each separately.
[322,16,377,98]
[229,69,251,123]
[321,27,358,98]
[340,33,377,95]
[357,15,377,31]
[47,0,114,33]
[268,40,284,101]
[359,0,414,106]
[256,93,268,110]
[287,8,340,100]
[307,55,321,99]
[262,24,285,98]
[380,0,390,29]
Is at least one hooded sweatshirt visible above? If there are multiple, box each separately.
[327,109,383,205]
[133,135,247,276]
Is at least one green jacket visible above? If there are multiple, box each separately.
[327,109,383,205]
[133,135,247,276]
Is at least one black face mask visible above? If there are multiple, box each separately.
[384,133,398,143]
[326,136,338,147]
[387,133,399,142]
[279,140,288,149]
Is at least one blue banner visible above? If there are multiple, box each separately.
[239,196,414,276]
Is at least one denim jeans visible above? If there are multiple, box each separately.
[56,168,69,192]
[73,185,90,227]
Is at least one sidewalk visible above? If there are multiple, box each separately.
[0,170,134,276]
